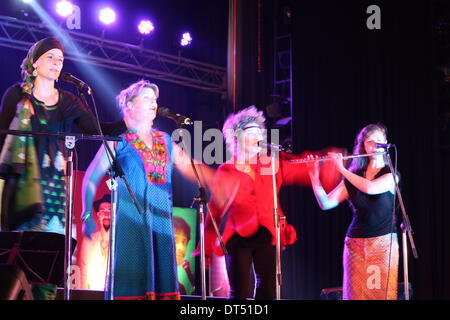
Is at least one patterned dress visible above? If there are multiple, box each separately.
[113,129,180,300]
[0,84,125,300]
[342,166,399,300]
[0,84,125,233]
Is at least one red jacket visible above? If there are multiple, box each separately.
[205,153,310,257]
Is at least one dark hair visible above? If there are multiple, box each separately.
[93,194,111,213]
[173,216,191,242]
[347,123,388,173]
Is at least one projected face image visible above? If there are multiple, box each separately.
[173,216,191,266]
[175,228,188,266]
[97,202,111,231]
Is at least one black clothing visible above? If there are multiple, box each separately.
[0,83,126,230]
[0,84,126,153]
[225,226,276,300]
[344,166,397,238]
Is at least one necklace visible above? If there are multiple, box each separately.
[32,88,59,111]
[242,164,252,174]
[236,163,255,180]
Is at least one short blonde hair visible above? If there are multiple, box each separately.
[116,79,159,114]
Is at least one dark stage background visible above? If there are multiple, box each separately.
[0,0,448,300]
[239,0,449,300]
[287,0,450,301]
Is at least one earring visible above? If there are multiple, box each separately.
[32,69,38,77]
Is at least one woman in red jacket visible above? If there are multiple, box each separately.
[204,106,309,300]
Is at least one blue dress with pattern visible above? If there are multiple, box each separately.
[113,129,180,300]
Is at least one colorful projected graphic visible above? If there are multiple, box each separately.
[172,207,197,295]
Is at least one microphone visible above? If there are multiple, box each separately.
[258,141,285,152]
[61,73,90,90]
[157,107,193,125]
[374,142,395,148]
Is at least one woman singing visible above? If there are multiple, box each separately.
[0,37,126,299]
[81,79,213,299]
[204,106,308,300]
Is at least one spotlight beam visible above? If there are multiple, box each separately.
[0,15,226,95]
[21,2,121,99]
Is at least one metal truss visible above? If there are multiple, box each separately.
[0,15,227,96]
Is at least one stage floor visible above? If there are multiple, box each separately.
[55,289,229,300]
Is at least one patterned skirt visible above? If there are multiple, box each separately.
[343,233,399,300]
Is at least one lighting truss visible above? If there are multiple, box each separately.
[0,15,227,96]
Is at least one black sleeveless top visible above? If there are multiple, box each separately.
[344,166,397,238]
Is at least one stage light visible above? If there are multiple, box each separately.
[22,0,34,3]
[99,7,116,25]
[180,32,192,47]
[138,20,155,35]
[56,1,74,17]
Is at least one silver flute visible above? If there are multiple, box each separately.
[287,151,386,164]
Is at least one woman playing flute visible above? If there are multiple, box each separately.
[307,123,399,300]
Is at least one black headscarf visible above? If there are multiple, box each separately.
[31,37,64,63]
[20,37,64,89]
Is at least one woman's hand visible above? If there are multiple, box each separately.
[306,154,320,181]
[328,152,345,173]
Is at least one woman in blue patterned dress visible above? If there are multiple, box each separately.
[81,79,203,299]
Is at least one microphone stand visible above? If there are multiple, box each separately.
[385,147,418,300]
[104,172,118,300]
[175,123,226,300]
[268,149,283,300]
[0,129,121,300]
[63,135,75,301]
[75,85,145,300]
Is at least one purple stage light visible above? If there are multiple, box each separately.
[56,1,74,17]
[180,32,192,47]
[99,7,116,25]
[138,20,155,35]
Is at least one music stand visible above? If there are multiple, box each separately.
[0,128,132,300]
[0,231,75,286]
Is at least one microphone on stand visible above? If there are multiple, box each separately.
[61,73,91,90]
[374,142,395,148]
[157,106,193,125]
[258,141,285,152]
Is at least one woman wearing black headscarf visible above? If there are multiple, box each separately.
[0,37,126,298]
[0,36,125,233]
